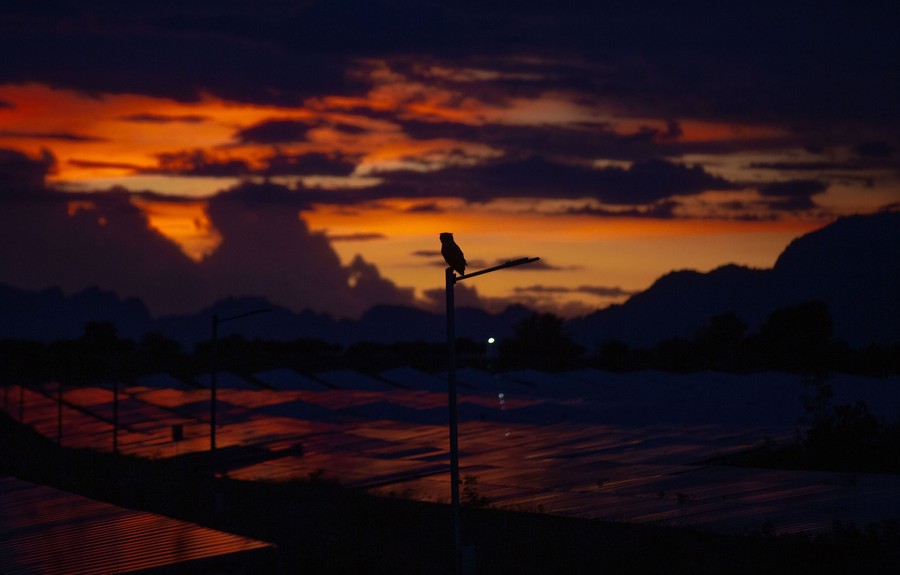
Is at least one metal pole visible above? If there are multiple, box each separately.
[442,253,539,574]
[208,308,269,465]
[113,379,119,454]
[57,381,62,445]
[210,314,219,459]
[446,267,462,574]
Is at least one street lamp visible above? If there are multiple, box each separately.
[445,255,539,574]
[486,337,497,372]
[209,308,271,461]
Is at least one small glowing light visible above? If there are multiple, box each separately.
[487,337,495,344]
[498,393,504,399]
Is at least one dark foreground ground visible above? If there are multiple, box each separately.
[3,412,899,574]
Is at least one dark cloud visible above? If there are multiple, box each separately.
[0,172,416,316]
[0,5,365,105]
[0,99,13,109]
[120,113,208,124]
[404,202,445,213]
[235,120,317,144]
[763,195,820,212]
[195,182,414,315]
[264,152,357,177]
[1,1,895,127]
[513,285,570,294]
[207,181,312,211]
[804,144,827,155]
[749,161,860,172]
[475,157,739,204]
[562,201,680,219]
[326,232,386,242]
[758,179,828,199]
[658,120,683,141]
[0,148,55,191]
[514,284,637,298]
[331,122,369,136]
[346,254,414,307]
[0,180,205,314]
[153,150,251,177]
[422,282,483,310]
[69,159,145,172]
[396,120,677,163]
[201,187,348,313]
[0,130,106,142]
[142,148,359,179]
[491,259,573,272]
[468,156,740,204]
[292,157,740,208]
[855,141,894,159]
[201,182,414,316]
[757,179,829,212]
[575,285,639,298]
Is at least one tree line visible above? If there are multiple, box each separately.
[587,301,899,376]
[1,300,897,388]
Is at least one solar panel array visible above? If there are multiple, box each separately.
[3,368,900,536]
[0,476,273,575]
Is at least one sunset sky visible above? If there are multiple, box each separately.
[1,2,898,319]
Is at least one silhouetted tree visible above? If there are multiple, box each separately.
[135,331,186,376]
[693,312,748,371]
[655,337,700,372]
[751,300,835,373]
[804,401,882,471]
[498,312,584,371]
[839,343,900,376]
[594,339,633,372]
[284,338,342,372]
[48,322,135,385]
[0,339,47,386]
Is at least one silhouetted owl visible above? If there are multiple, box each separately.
[440,232,467,276]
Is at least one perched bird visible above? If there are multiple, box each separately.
[440,232,467,276]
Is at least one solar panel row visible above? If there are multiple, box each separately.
[3,368,900,536]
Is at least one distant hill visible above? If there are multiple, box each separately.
[0,284,153,342]
[0,284,533,348]
[1,212,897,348]
[771,211,900,346]
[568,211,900,349]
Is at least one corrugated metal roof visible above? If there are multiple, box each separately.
[0,476,273,575]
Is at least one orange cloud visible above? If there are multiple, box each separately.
[0,83,314,183]
[130,197,222,261]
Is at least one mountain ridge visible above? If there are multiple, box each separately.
[1,212,897,348]
[569,211,899,348]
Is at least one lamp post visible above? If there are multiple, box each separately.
[209,308,271,462]
[113,379,118,454]
[446,256,539,574]
[486,337,497,373]
[56,380,63,445]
